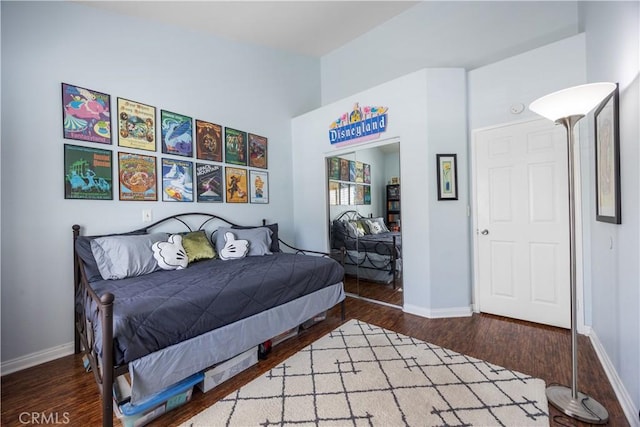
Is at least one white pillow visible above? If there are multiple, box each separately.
[152,234,189,270]
[218,232,250,260]
[90,233,168,280]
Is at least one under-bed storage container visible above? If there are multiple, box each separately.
[198,346,258,393]
[115,372,204,427]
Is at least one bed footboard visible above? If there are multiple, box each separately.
[73,225,115,427]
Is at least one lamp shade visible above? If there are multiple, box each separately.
[529,82,616,121]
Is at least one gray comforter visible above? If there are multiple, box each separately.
[89,253,344,365]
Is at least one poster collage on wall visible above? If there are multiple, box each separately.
[62,83,269,204]
[327,156,371,206]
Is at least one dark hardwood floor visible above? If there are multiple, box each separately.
[1,297,628,426]
[343,275,403,306]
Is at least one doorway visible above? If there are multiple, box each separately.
[472,118,580,329]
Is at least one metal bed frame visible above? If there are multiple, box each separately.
[73,212,345,427]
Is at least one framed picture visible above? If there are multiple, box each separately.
[61,83,111,144]
[364,185,371,205]
[339,183,350,205]
[364,163,371,184]
[64,144,113,200]
[161,110,193,157]
[436,154,458,200]
[118,152,157,201]
[328,157,340,180]
[340,158,350,181]
[248,133,268,169]
[355,161,364,183]
[117,98,156,151]
[196,163,223,202]
[224,127,248,166]
[349,160,356,182]
[225,166,248,203]
[354,184,364,205]
[249,170,269,204]
[329,181,340,205]
[195,120,222,162]
[161,158,193,202]
[595,84,621,224]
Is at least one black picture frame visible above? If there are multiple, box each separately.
[594,84,621,224]
[436,153,458,200]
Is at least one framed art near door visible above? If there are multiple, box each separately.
[436,154,458,200]
[594,84,621,224]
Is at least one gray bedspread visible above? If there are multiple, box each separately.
[89,253,344,365]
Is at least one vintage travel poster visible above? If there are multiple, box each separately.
[225,167,248,203]
[355,161,364,183]
[162,158,193,202]
[224,128,247,166]
[249,170,269,204]
[118,152,157,201]
[196,163,223,202]
[328,157,340,180]
[195,120,222,162]
[161,110,193,157]
[117,98,156,151]
[340,158,350,181]
[62,83,111,144]
[364,163,371,184]
[248,133,268,169]
[64,144,112,200]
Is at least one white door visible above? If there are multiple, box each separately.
[474,119,570,328]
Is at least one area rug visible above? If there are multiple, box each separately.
[181,319,548,426]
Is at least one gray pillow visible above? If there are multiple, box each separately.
[215,226,273,256]
[90,233,168,280]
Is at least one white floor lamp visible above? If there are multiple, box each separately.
[529,82,616,424]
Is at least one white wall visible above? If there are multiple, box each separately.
[582,0,640,415]
[0,1,320,367]
[321,1,579,104]
[292,69,470,315]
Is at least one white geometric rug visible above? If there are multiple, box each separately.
[182,319,549,426]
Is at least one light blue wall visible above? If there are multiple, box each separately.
[0,1,320,364]
[582,0,640,413]
[320,1,579,104]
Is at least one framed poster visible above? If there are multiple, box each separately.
[118,152,157,201]
[595,84,621,224]
[196,163,223,202]
[329,181,340,205]
[225,167,248,203]
[340,159,350,181]
[195,120,222,162]
[339,183,350,205]
[355,161,364,183]
[248,133,268,169]
[64,144,112,200]
[249,170,269,204]
[61,83,111,144]
[364,163,371,184]
[161,158,193,202]
[354,184,364,205]
[349,160,356,182]
[364,185,371,205]
[436,154,458,200]
[161,110,193,157]
[117,98,156,151]
[224,127,247,166]
[328,157,340,180]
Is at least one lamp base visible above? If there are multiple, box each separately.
[546,385,609,424]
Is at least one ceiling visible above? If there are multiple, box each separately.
[75,1,420,57]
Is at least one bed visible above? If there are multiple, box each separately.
[73,213,345,427]
[330,210,401,287]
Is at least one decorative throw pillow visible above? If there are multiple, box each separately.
[218,232,249,260]
[76,230,148,282]
[216,226,272,256]
[152,234,189,270]
[367,220,384,234]
[232,223,281,253]
[90,233,168,280]
[348,220,366,237]
[181,231,216,263]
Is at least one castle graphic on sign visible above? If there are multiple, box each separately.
[329,103,388,145]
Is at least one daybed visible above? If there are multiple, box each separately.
[330,210,401,287]
[73,213,345,427]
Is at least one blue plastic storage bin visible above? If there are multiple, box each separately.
[115,372,204,427]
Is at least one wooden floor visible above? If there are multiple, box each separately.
[343,275,404,306]
[1,297,628,427]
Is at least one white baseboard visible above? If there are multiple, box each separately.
[1,342,75,376]
[403,304,473,319]
[589,330,640,427]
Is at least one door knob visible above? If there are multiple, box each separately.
[480,229,489,235]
